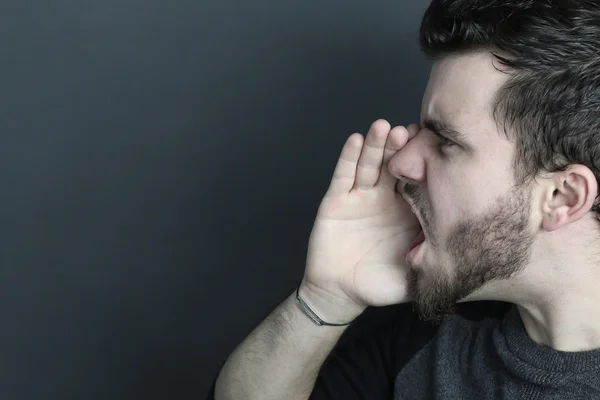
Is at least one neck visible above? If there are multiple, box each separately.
[514,235,600,352]
[517,297,600,352]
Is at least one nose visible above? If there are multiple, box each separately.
[388,126,428,187]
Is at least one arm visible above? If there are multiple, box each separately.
[214,120,422,399]
[209,300,440,400]
[214,285,365,400]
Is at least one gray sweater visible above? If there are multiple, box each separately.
[395,305,600,399]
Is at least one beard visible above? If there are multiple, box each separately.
[404,183,535,324]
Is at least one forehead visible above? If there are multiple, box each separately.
[421,52,510,146]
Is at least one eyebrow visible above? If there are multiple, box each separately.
[421,117,474,151]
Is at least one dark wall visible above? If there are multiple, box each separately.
[1,1,431,398]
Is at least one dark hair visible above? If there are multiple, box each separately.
[419,0,600,222]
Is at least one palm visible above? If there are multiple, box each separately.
[304,121,421,308]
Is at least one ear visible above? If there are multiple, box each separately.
[541,165,598,231]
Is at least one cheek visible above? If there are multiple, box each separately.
[428,174,475,231]
[428,159,512,223]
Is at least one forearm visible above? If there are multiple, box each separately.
[214,286,363,400]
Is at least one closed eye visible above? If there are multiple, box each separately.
[421,120,463,152]
[436,134,455,149]
[426,127,456,150]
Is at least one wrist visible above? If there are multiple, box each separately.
[298,281,367,325]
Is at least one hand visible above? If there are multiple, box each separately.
[300,120,421,321]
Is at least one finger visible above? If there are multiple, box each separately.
[407,123,420,139]
[378,125,410,189]
[324,133,364,198]
[354,119,391,190]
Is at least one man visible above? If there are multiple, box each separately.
[210,0,600,398]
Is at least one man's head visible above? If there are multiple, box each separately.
[388,0,600,322]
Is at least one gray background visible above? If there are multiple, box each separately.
[1,0,431,398]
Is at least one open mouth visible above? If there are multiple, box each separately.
[401,192,427,260]
[406,226,426,267]
[408,206,426,250]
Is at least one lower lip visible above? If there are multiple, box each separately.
[406,242,424,266]
[406,231,426,266]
